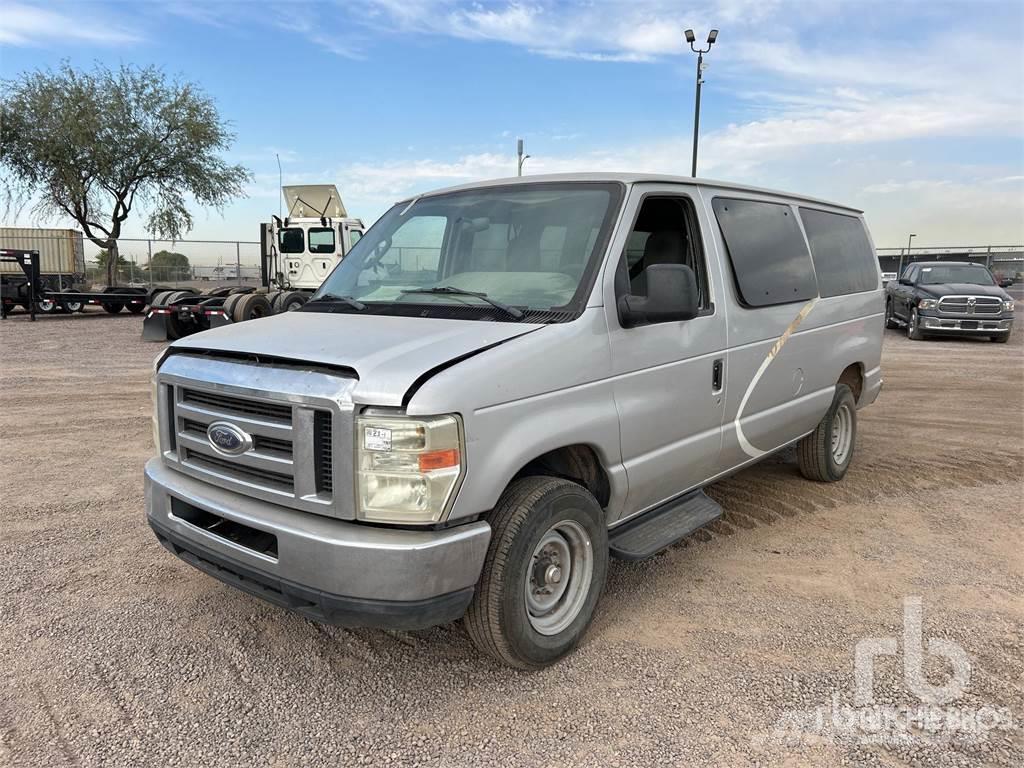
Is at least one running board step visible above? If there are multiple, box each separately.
[609,490,722,561]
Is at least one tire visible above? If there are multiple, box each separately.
[103,302,124,314]
[126,301,145,314]
[884,299,898,329]
[36,297,59,314]
[148,290,171,309]
[161,290,193,340]
[277,290,308,312]
[232,293,272,323]
[464,476,608,669]
[907,307,925,340]
[797,383,858,482]
[990,333,1010,343]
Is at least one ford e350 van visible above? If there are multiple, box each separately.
[146,173,883,668]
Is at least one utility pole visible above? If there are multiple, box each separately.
[684,28,718,178]
[517,138,531,176]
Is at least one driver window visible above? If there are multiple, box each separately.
[619,196,710,309]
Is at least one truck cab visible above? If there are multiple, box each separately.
[266,185,364,291]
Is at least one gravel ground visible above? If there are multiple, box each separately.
[1,308,1021,767]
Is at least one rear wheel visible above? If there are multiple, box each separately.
[161,290,193,340]
[797,383,858,482]
[232,293,272,323]
[884,299,898,329]
[36,298,59,314]
[278,290,308,312]
[103,302,124,314]
[464,476,608,669]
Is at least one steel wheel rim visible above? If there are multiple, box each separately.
[524,519,593,636]
[831,402,853,465]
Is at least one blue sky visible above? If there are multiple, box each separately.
[2,0,1023,248]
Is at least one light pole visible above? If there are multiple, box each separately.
[684,28,718,178]
[276,152,283,219]
[516,137,531,176]
[899,233,916,276]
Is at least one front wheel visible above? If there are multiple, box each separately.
[464,477,608,669]
[797,383,858,482]
[907,307,925,340]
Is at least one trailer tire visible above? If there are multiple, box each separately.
[148,291,171,309]
[222,294,244,321]
[103,302,124,314]
[232,294,272,323]
[36,298,59,314]
[161,291,193,340]
[278,291,308,312]
[126,301,145,314]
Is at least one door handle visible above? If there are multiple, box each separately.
[712,358,724,393]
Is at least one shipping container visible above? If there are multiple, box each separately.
[0,227,86,287]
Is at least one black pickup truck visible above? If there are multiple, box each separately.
[884,261,1014,342]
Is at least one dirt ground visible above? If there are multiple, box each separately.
[1,308,1021,767]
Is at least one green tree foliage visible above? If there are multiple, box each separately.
[0,62,250,285]
[148,249,191,279]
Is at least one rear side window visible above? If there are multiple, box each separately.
[308,227,336,254]
[799,208,878,296]
[712,198,817,307]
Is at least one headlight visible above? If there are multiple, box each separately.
[918,298,938,309]
[356,411,464,524]
[1003,300,1015,312]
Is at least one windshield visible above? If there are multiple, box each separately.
[918,265,995,286]
[308,182,623,321]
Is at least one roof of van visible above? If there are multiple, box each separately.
[397,173,863,214]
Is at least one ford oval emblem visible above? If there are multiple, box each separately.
[206,421,253,456]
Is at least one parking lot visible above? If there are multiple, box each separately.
[1,310,1021,767]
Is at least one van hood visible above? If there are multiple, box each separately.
[168,312,545,406]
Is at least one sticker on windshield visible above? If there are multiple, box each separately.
[364,427,392,452]
[922,267,932,271]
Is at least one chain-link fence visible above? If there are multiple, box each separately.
[83,238,263,290]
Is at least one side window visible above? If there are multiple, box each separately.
[618,196,711,311]
[349,230,362,247]
[712,198,817,307]
[799,208,878,296]
[278,227,305,254]
[308,227,336,254]
[903,265,917,282]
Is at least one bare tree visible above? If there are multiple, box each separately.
[1,62,250,286]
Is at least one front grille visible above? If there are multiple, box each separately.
[184,449,295,492]
[938,296,1002,315]
[181,388,291,421]
[170,383,334,508]
[314,411,333,493]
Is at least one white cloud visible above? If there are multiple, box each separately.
[0,2,141,46]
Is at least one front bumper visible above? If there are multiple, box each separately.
[145,458,491,629]
[919,313,1013,334]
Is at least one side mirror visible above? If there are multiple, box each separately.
[618,263,700,328]
[898,277,914,286]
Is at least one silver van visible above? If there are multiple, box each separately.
[146,174,883,668]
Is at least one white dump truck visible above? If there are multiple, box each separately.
[143,185,365,340]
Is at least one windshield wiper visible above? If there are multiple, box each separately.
[399,286,525,319]
[304,293,367,311]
